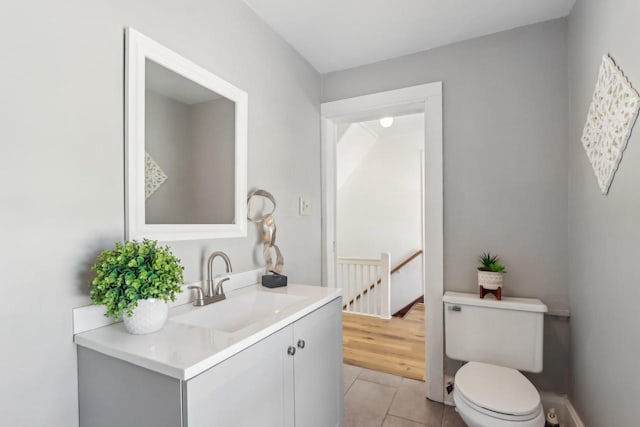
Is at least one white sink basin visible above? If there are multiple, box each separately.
[170,290,307,333]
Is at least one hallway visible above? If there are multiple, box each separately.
[343,303,425,381]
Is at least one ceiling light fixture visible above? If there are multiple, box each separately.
[379,117,394,128]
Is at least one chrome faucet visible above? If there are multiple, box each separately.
[187,251,232,307]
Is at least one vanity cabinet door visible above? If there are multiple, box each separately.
[293,298,344,427]
[183,325,295,427]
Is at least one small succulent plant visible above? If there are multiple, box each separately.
[478,252,506,273]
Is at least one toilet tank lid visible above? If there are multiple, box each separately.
[443,292,548,313]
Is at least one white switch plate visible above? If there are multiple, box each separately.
[299,197,311,216]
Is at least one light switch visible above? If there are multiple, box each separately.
[299,197,311,216]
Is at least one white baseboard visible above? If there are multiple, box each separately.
[565,399,585,427]
[540,392,585,427]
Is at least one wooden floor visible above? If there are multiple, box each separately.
[343,303,425,381]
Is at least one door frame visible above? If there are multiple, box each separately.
[320,82,444,402]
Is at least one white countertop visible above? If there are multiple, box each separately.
[74,284,342,381]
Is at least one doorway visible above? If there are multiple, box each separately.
[337,113,426,380]
[320,83,444,402]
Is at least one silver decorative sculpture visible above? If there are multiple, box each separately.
[247,189,284,273]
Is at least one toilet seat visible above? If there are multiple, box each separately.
[455,362,541,421]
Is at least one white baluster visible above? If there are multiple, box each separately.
[380,252,391,319]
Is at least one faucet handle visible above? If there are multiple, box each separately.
[215,277,231,296]
[187,286,205,306]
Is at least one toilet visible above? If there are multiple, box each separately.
[443,292,548,427]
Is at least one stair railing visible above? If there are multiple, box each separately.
[337,252,391,319]
[338,250,424,319]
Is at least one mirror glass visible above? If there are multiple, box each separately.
[126,28,247,241]
[144,59,235,225]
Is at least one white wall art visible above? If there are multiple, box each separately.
[581,54,640,194]
[145,152,168,199]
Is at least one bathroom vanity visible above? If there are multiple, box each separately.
[75,284,343,427]
[77,29,344,426]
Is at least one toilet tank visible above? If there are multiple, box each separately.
[443,292,548,373]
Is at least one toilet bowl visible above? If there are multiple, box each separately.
[453,362,545,427]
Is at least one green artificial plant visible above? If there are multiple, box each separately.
[478,252,506,273]
[90,239,184,319]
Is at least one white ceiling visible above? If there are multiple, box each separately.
[243,0,575,73]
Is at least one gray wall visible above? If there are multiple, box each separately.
[145,89,196,224]
[567,0,640,424]
[0,0,320,425]
[323,19,570,393]
[191,97,236,224]
[145,91,236,225]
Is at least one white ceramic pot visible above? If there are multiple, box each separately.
[477,270,504,290]
[122,298,168,335]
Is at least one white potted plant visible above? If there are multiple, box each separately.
[89,239,184,334]
[477,252,506,293]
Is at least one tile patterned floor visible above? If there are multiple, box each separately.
[344,364,466,427]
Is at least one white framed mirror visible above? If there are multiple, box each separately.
[125,28,247,241]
